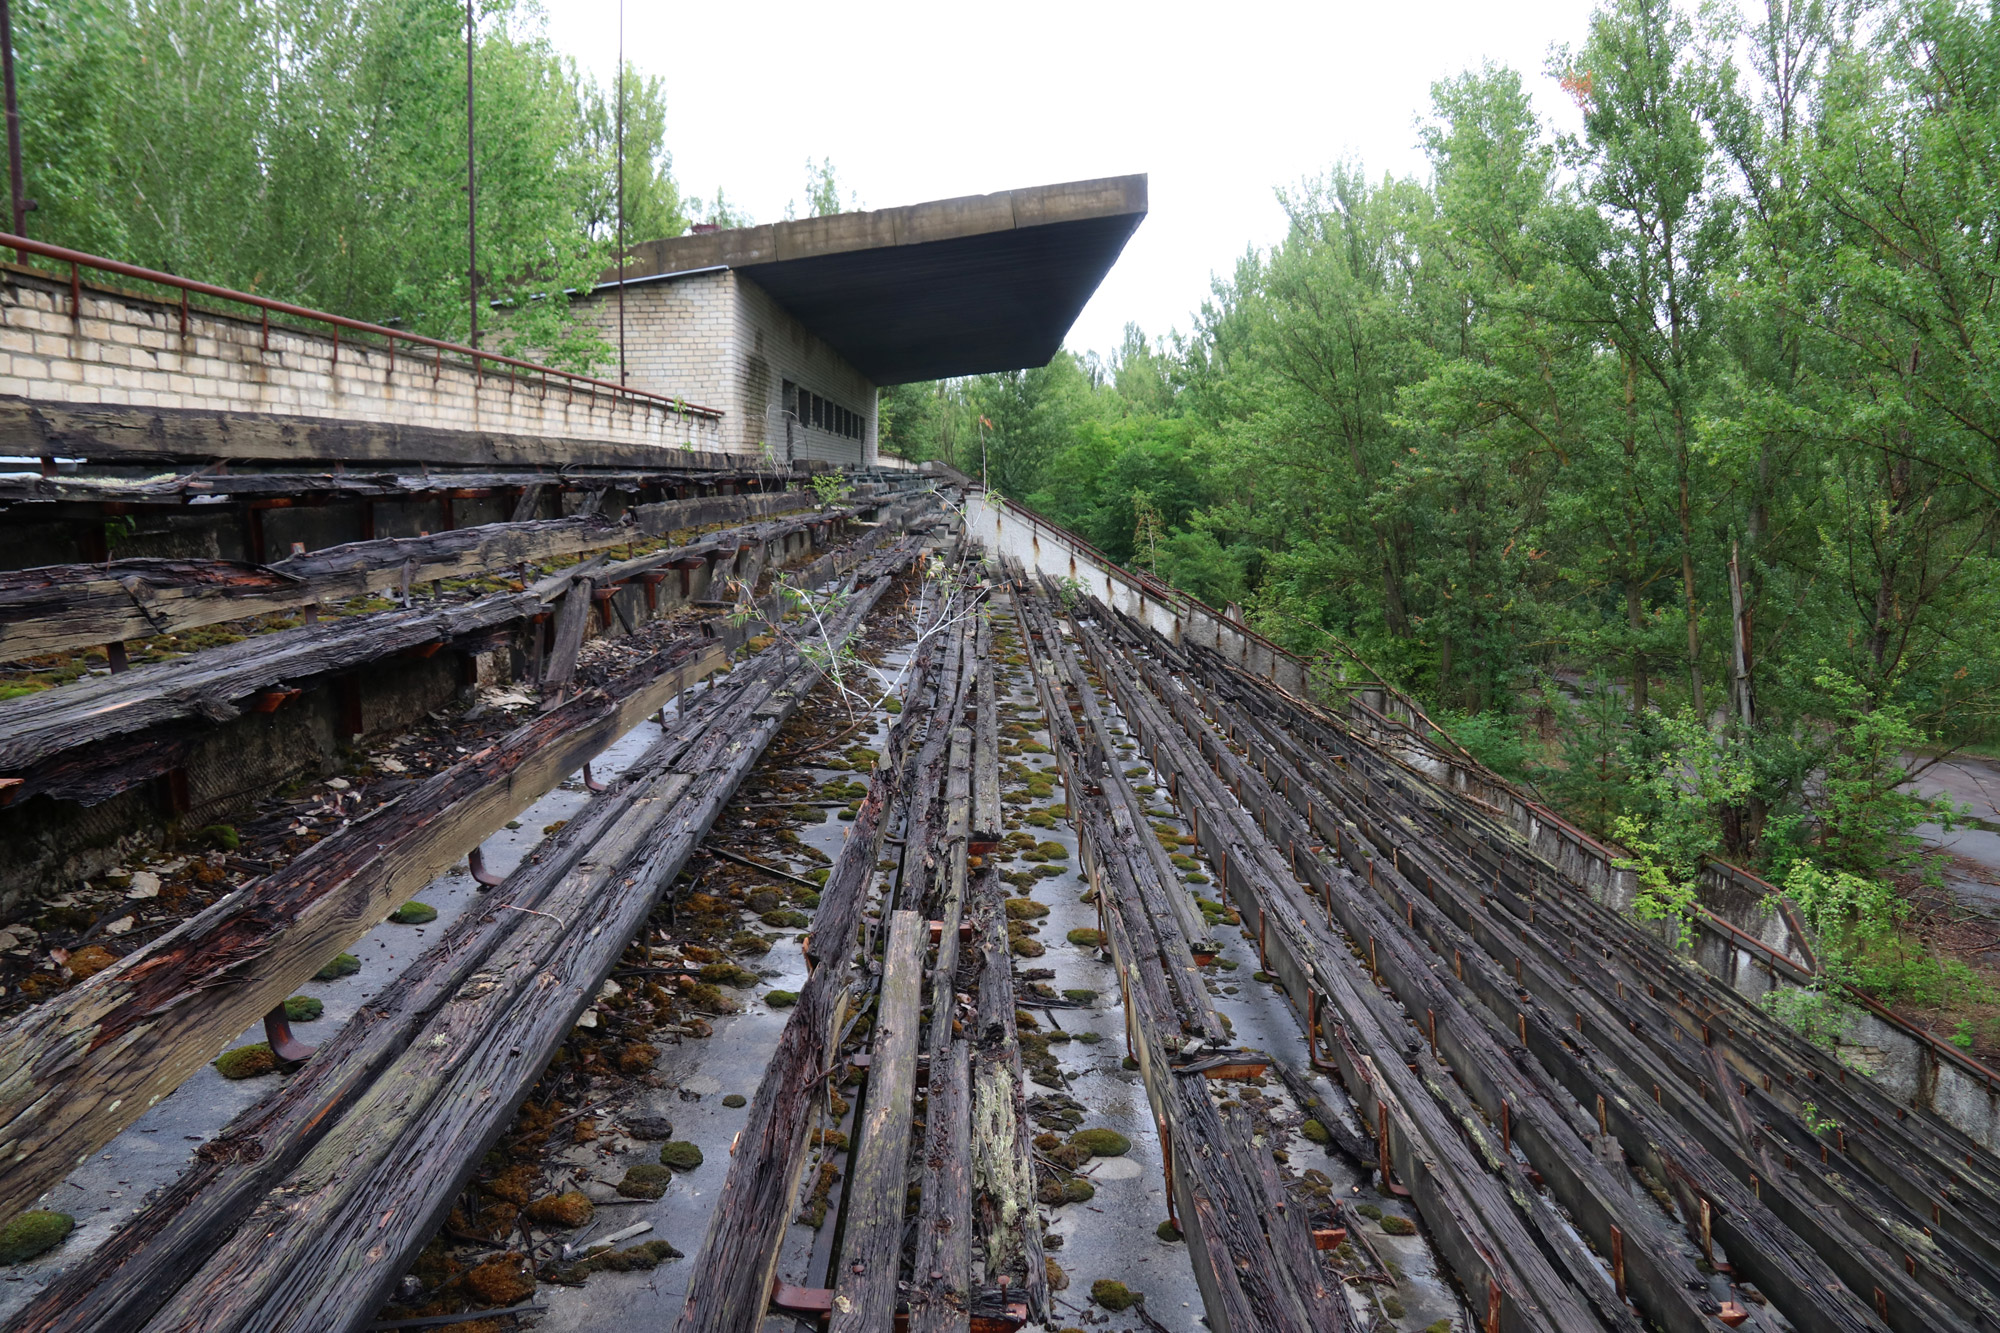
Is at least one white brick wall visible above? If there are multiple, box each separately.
[0,268,725,454]
[571,270,876,466]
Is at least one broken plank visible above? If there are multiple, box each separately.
[0,638,724,1225]
[830,910,928,1333]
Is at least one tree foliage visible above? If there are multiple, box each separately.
[889,0,1999,1005]
[14,0,687,364]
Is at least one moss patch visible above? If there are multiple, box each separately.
[1011,936,1046,957]
[616,1164,672,1199]
[1301,1118,1331,1144]
[1062,988,1098,1004]
[1063,1178,1095,1203]
[761,908,810,929]
[315,952,361,981]
[1066,928,1105,948]
[1005,897,1050,919]
[462,1254,536,1305]
[659,1141,704,1171]
[389,901,437,925]
[0,1211,73,1264]
[522,1191,594,1227]
[1069,1128,1131,1157]
[214,1043,279,1079]
[722,1094,746,1108]
[1156,1219,1183,1242]
[1380,1214,1416,1236]
[67,946,118,980]
[542,1238,682,1285]
[1091,1279,1142,1311]
[765,989,798,1008]
[282,995,324,1022]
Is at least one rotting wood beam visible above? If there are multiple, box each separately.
[0,493,828,662]
[829,910,928,1333]
[1012,582,1360,1333]
[106,538,926,1333]
[1171,630,2000,1325]
[1108,613,1925,1333]
[0,634,724,1231]
[675,581,969,1333]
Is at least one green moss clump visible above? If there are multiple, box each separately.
[1300,1118,1331,1144]
[1011,936,1046,958]
[1381,1294,1407,1318]
[1380,1214,1416,1236]
[1426,1321,1455,1333]
[765,989,798,1008]
[1063,1178,1095,1202]
[0,1211,73,1264]
[1062,988,1098,1004]
[1170,854,1198,871]
[722,1094,746,1108]
[1066,928,1105,948]
[761,908,810,928]
[1005,897,1050,919]
[197,823,240,851]
[315,953,360,980]
[389,901,437,925]
[1069,1128,1131,1157]
[214,1043,279,1079]
[728,932,772,955]
[1091,1278,1142,1311]
[659,1141,704,1171]
[1356,1203,1383,1220]
[1035,841,1069,859]
[792,888,821,907]
[1252,971,1277,984]
[282,995,323,1022]
[700,962,761,988]
[1185,872,1210,884]
[1123,1055,1141,1070]
[617,1164,672,1199]
[1156,1219,1183,1243]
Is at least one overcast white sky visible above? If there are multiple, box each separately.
[544,0,1598,363]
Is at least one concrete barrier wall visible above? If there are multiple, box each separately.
[0,265,725,454]
[969,491,1309,697]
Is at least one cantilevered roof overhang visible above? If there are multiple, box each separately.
[604,175,1147,386]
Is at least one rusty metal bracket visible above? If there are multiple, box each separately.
[467,846,505,888]
[263,1003,316,1063]
[580,762,607,794]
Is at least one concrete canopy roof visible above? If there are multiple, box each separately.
[606,175,1146,386]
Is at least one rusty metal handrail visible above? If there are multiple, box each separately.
[0,231,722,420]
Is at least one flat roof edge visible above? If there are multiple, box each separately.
[606,174,1147,283]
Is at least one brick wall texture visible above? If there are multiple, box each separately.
[571,270,876,467]
[0,267,726,454]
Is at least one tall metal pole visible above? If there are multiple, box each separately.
[465,0,478,350]
[0,0,27,239]
[615,0,625,385]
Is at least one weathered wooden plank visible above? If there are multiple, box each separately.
[0,492,815,661]
[967,869,1048,1321]
[0,638,724,1226]
[970,615,1000,842]
[84,541,923,1333]
[675,599,955,1333]
[830,910,927,1333]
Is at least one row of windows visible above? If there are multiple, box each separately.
[786,381,865,440]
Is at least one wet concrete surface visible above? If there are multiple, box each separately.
[0,682,718,1322]
[1913,752,2000,917]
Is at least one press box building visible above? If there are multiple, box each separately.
[569,175,1148,465]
